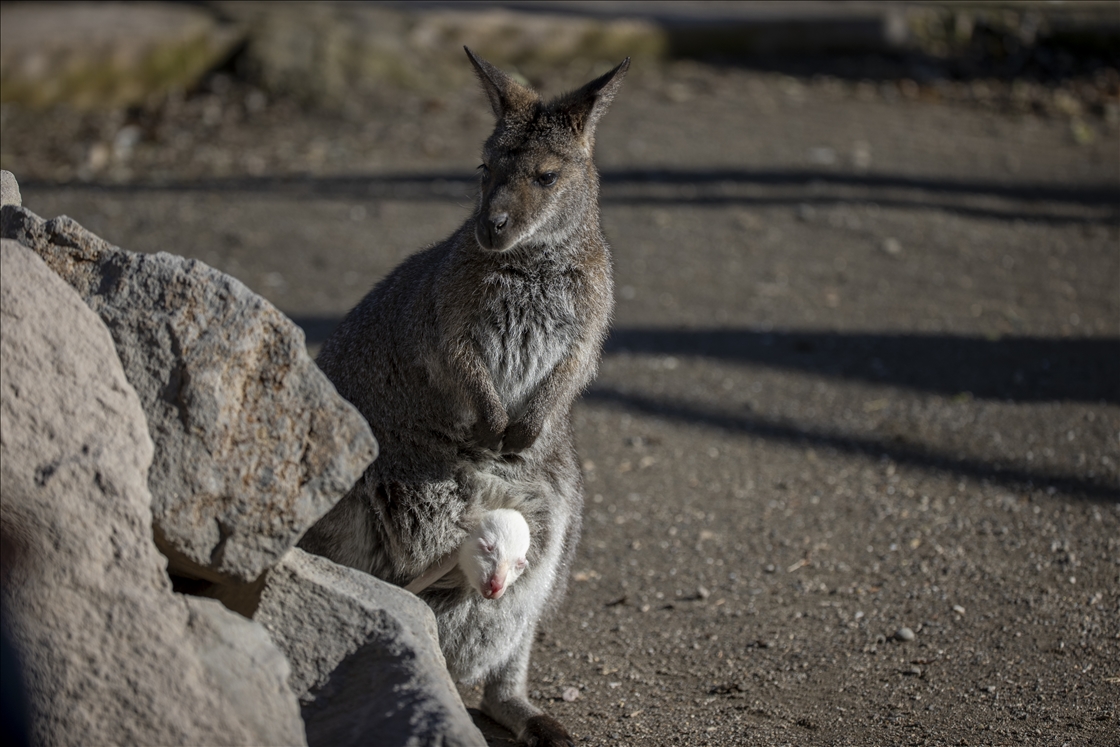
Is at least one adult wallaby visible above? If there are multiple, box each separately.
[299,48,627,746]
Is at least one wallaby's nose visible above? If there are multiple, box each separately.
[476,210,510,250]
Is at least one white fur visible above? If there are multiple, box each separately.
[459,508,530,600]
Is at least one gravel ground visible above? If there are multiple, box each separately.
[4,56,1118,746]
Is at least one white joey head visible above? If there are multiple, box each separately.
[460,508,531,600]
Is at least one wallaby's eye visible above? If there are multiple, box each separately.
[536,171,558,187]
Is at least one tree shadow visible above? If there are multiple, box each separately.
[295,319,1119,405]
[22,167,1120,225]
[605,328,1120,404]
[583,387,1119,503]
[292,316,1118,501]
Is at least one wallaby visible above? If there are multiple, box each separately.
[299,48,627,746]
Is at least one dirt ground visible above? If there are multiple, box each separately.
[4,51,1118,746]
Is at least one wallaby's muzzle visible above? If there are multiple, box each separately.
[477,210,510,251]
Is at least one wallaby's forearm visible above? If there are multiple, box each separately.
[445,336,508,448]
[504,280,609,453]
[503,340,598,452]
[371,478,474,581]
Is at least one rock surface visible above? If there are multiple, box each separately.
[219,1,662,104]
[1,205,377,585]
[0,238,307,747]
[0,169,19,207]
[0,2,243,109]
[252,549,486,747]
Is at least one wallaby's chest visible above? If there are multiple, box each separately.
[473,270,580,415]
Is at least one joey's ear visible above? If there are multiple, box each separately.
[555,57,630,144]
[464,46,538,119]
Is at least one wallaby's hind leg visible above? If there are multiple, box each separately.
[481,623,573,746]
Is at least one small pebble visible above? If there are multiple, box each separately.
[952,604,966,615]
[697,585,711,600]
[562,687,581,702]
[906,665,923,677]
[895,627,916,642]
[881,237,902,256]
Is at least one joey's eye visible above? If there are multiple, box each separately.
[536,171,558,187]
[479,539,494,554]
[478,164,490,179]
[515,558,527,571]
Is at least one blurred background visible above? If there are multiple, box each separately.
[3,2,1118,745]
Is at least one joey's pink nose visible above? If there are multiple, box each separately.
[485,575,505,600]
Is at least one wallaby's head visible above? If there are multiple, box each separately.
[465,47,629,254]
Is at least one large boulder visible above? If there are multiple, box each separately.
[0,2,243,109]
[2,204,377,585]
[242,549,486,747]
[0,238,306,746]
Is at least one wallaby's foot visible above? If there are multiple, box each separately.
[501,421,539,454]
[523,714,574,747]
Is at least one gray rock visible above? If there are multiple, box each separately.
[1,206,377,584]
[0,239,306,747]
[0,2,243,109]
[0,171,20,238]
[253,548,486,747]
[219,2,662,105]
[183,596,308,745]
[1,170,19,207]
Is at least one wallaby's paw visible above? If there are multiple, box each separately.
[501,421,539,454]
[470,419,505,452]
[522,715,574,747]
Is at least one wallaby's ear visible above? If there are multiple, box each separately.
[464,46,538,119]
[556,57,630,144]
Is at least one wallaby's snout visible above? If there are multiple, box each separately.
[473,160,548,253]
[477,208,510,251]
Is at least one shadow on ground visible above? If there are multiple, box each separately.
[296,320,1119,405]
[292,317,1120,501]
[582,388,1117,502]
[605,328,1120,404]
[466,709,518,746]
[21,169,1120,225]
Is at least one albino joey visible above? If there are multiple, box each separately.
[300,48,628,747]
[460,508,530,600]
